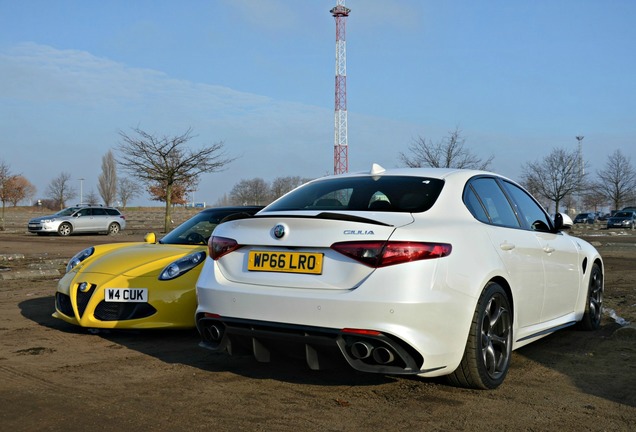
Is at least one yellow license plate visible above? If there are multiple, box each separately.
[248,251,323,274]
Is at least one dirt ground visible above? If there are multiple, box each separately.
[1,208,635,431]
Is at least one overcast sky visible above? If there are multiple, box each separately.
[1,0,635,207]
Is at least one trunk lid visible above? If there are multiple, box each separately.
[213,211,414,290]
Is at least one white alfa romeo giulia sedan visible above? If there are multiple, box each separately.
[195,165,603,389]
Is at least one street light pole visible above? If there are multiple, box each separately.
[575,136,584,211]
[575,136,584,180]
[78,178,84,204]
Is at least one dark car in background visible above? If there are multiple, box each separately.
[28,205,126,236]
[606,211,636,229]
[573,212,596,224]
[597,213,610,221]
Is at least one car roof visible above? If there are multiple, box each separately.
[344,164,492,179]
[318,165,519,196]
[69,204,118,209]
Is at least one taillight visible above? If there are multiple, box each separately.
[209,236,242,260]
[331,241,451,268]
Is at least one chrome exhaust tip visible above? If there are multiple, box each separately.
[203,324,223,342]
[372,346,395,365]
[350,341,374,359]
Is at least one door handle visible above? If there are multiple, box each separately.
[500,242,515,251]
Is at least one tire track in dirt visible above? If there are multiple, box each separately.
[0,364,66,392]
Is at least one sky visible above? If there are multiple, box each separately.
[1,0,635,207]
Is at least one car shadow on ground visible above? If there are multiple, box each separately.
[18,295,399,387]
[19,295,634,401]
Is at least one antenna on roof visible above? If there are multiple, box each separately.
[370,163,386,175]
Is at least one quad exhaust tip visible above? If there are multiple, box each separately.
[350,341,373,359]
[371,346,395,364]
[202,324,223,342]
[350,340,396,365]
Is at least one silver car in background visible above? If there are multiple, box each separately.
[28,205,126,236]
[606,211,635,229]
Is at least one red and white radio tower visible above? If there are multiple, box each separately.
[331,0,350,175]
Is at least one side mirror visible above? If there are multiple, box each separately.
[554,212,572,231]
[144,232,157,244]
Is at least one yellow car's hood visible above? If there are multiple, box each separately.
[74,242,204,278]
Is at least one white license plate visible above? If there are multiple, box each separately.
[105,288,148,303]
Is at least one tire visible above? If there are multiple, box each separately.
[108,222,120,235]
[577,263,603,330]
[57,223,72,236]
[448,282,512,390]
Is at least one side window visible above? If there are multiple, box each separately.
[92,208,107,216]
[464,186,490,223]
[469,178,520,228]
[501,181,552,232]
[76,208,91,217]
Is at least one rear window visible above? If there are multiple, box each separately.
[264,176,444,213]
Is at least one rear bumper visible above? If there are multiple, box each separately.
[195,261,477,377]
[196,315,436,375]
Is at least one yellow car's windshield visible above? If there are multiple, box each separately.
[160,207,263,245]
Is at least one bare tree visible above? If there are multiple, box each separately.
[212,193,232,207]
[582,189,607,213]
[85,190,100,206]
[98,150,117,206]
[522,180,554,214]
[117,127,236,232]
[117,177,141,210]
[591,150,636,211]
[0,159,11,230]
[562,193,578,216]
[522,147,584,214]
[230,178,271,205]
[46,172,77,210]
[270,176,311,201]
[399,127,494,170]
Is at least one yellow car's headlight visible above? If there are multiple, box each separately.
[159,251,206,281]
[66,247,95,273]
